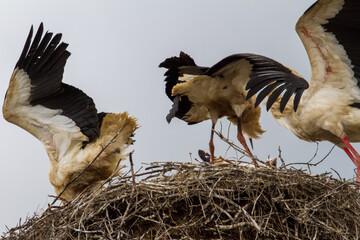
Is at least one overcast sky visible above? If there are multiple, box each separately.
[2,0,357,234]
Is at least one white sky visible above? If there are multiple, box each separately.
[1,0,357,234]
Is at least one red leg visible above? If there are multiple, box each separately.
[341,136,360,161]
[343,147,357,166]
[341,135,360,183]
[237,117,258,167]
[343,147,360,183]
[209,121,216,164]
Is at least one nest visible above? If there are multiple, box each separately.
[2,161,360,240]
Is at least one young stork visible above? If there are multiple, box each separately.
[245,0,360,181]
[2,23,138,201]
[160,52,264,164]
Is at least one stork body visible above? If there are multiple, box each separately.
[3,23,138,201]
[160,52,264,163]
[245,0,360,180]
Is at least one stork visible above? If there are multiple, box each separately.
[160,52,264,164]
[245,0,360,181]
[2,23,138,201]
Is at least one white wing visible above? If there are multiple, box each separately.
[2,23,100,161]
[296,0,360,99]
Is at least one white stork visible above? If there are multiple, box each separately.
[245,0,360,181]
[160,52,264,164]
[2,23,138,201]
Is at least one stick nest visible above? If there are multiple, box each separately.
[2,162,360,240]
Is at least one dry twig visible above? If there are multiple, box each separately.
[2,162,359,240]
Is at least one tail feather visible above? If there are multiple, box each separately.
[89,112,138,181]
[98,112,138,158]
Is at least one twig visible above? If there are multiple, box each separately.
[330,168,342,180]
[307,142,320,164]
[3,161,360,239]
[278,146,286,168]
[282,144,335,170]
[214,129,266,165]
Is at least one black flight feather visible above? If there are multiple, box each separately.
[280,85,296,113]
[246,78,275,100]
[323,0,360,85]
[16,23,100,143]
[244,54,309,112]
[294,88,306,112]
[205,54,248,76]
[254,81,283,108]
[266,85,287,111]
[22,23,44,71]
[16,26,33,69]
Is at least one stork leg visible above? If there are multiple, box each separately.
[237,117,258,167]
[341,135,360,183]
[209,121,216,164]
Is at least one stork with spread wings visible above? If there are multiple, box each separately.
[160,52,265,164]
[245,0,360,181]
[2,23,138,201]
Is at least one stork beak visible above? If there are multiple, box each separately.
[166,95,180,123]
[249,138,254,150]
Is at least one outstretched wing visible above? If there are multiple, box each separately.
[296,0,360,100]
[246,0,360,112]
[203,53,308,113]
[2,23,100,160]
[159,51,209,124]
[244,54,309,112]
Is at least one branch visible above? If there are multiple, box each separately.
[281,144,335,170]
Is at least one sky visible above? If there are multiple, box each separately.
[1,0,357,234]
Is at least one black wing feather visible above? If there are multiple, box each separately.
[246,71,285,90]
[244,54,309,112]
[246,79,276,100]
[254,81,283,108]
[159,52,208,99]
[16,23,100,143]
[16,26,34,68]
[22,23,44,70]
[32,33,61,73]
[294,88,306,112]
[280,85,296,112]
[266,85,287,111]
[205,54,248,76]
[323,0,360,84]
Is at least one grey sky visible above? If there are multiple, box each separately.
[1,0,355,233]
